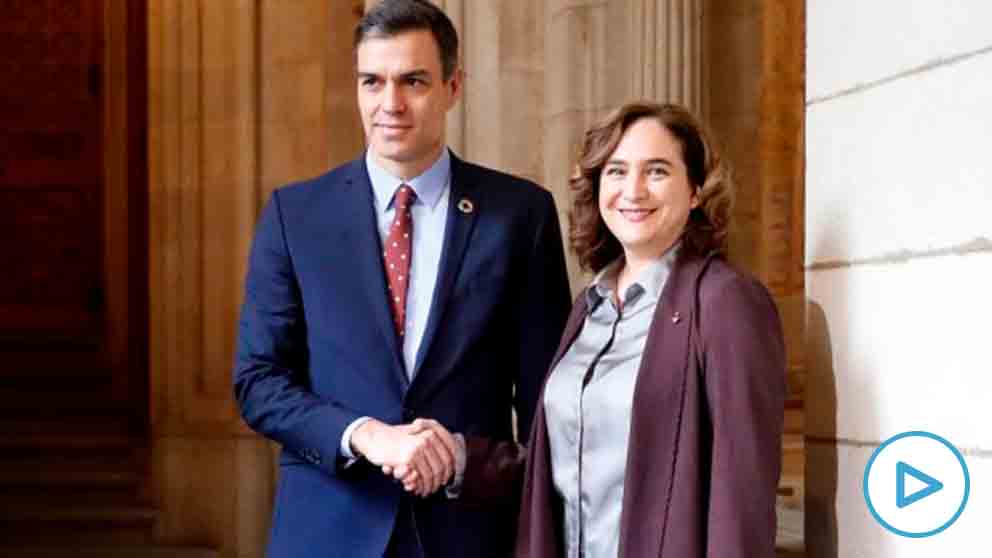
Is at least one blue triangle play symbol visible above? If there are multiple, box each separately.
[896,461,943,508]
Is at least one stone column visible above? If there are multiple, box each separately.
[704,4,806,548]
[149,1,269,553]
[544,0,703,290]
[148,1,363,556]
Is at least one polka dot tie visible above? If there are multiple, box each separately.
[383,184,416,337]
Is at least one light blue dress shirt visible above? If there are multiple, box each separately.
[366,148,451,375]
[340,149,452,460]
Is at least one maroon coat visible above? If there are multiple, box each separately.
[514,254,786,558]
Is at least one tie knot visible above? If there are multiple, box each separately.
[394,184,417,210]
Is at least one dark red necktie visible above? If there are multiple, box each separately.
[383,184,416,337]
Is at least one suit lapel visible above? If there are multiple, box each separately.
[409,154,480,386]
[341,158,408,390]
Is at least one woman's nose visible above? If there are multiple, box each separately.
[622,174,648,200]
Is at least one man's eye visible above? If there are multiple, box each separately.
[604,167,625,177]
[647,167,668,178]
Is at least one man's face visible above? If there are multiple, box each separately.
[356,30,461,179]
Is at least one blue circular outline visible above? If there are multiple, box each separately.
[862,430,970,538]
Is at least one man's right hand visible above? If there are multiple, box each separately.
[350,418,456,496]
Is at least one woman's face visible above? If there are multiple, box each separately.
[598,117,700,262]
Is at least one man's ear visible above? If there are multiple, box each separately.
[447,68,464,106]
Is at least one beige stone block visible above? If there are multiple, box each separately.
[151,436,275,556]
[236,439,277,558]
[702,0,760,119]
[200,0,256,121]
[545,109,605,293]
[804,441,859,558]
[199,182,246,400]
[499,69,545,182]
[327,107,365,170]
[201,74,257,123]
[543,110,593,204]
[262,117,332,187]
[201,124,255,182]
[727,213,758,270]
[808,0,992,101]
[703,0,758,20]
[706,110,760,214]
[545,4,602,117]
[807,441,991,557]
[261,0,330,65]
[600,0,636,105]
[805,255,992,447]
[327,1,364,168]
[262,60,328,123]
[807,53,992,264]
[500,1,544,73]
[462,1,502,168]
[776,292,806,394]
[154,437,237,547]
[547,0,610,22]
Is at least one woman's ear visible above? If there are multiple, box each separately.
[690,186,701,209]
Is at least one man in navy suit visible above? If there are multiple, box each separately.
[233,1,571,556]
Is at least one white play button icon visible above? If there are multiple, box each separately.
[863,431,970,538]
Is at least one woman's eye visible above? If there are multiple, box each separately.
[647,166,668,178]
[604,167,625,177]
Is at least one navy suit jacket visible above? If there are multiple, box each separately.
[234,152,571,558]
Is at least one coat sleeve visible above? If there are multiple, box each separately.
[459,187,571,503]
[700,274,786,558]
[233,190,362,477]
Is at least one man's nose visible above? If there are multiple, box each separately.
[382,82,406,113]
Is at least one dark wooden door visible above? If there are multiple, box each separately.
[0,0,143,427]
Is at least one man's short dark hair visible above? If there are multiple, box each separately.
[355,0,459,81]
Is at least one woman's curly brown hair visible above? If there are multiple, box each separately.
[569,101,734,273]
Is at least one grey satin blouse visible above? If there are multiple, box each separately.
[543,247,677,558]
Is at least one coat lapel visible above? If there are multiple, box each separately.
[618,254,711,557]
[409,154,480,386]
[550,292,589,370]
[514,292,589,558]
[341,158,408,391]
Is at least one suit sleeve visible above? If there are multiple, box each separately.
[514,189,571,441]
[460,188,571,503]
[233,191,362,477]
[701,275,786,558]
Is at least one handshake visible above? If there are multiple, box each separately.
[350,417,465,497]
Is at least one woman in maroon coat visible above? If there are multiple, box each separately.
[514,101,786,558]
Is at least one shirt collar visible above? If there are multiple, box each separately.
[586,243,680,310]
[366,148,451,212]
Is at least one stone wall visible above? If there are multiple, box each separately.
[146,1,805,555]
[147,1,364,556]
[805,1,992,555]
